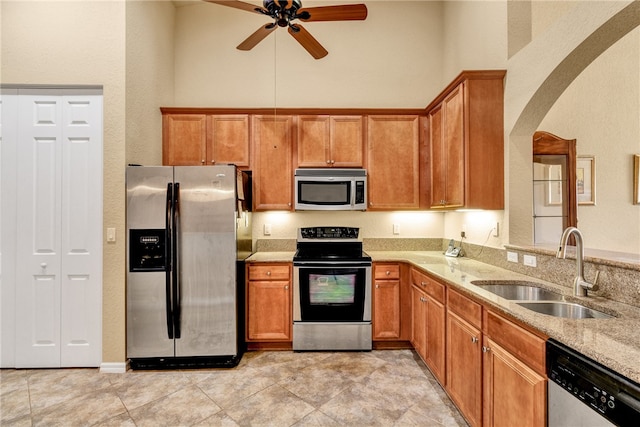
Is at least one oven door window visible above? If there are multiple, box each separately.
[298,267,366,321]
[298,181,351,205]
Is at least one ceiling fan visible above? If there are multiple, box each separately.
[204,0,368,59]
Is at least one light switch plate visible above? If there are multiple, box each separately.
[263,224,272,236]
[523,255,537,267]
[507,251,518,263]
[393,224,400,235]
[107,227,116,243]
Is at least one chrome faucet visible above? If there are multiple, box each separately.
[556,227,599,297]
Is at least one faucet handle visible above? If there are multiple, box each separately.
[590,270,600,292]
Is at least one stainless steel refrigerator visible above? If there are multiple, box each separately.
[126,165,252,369]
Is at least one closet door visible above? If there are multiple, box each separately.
[14,89,102,368]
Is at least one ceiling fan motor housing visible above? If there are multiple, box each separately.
[263,0,303,27]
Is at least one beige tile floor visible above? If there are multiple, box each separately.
[1,350,467,426]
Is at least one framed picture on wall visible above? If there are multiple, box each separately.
[634,154,640,205]
[577,156,596,205]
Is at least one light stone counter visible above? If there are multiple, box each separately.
[246,250,640,384]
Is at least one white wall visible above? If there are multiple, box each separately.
[173,1,446,107]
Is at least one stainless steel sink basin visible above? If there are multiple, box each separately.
[471,281,564,301]
[516,302,614,319]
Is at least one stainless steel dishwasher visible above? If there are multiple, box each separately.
[547,339,640,426]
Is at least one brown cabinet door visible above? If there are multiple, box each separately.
[297,115,330,167]
[253,115,294,210]
[367,115,420,210]
[425,296,446,384]
[430,85,464,208]
[483,337,546,427]
[330,116,364,167]
[443,84,465,207]
[208,115,250,167]
[163,114,207,166]
[447,311,483,427]
[411,285,427,359]
[247,280,291,341]
[297,115,363,167]
[373,279,401,340]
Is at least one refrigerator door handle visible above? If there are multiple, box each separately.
[173,182,181,339]
[165,183,174,339]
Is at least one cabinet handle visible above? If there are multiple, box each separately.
[375,284,379,288]
[421,281,426,287]
[201,159,205,164]
[211,160,215,164]
[385,270,390,276]
[471,336,479,344]
[482,345,490,353]
[331,160,335,164]
[266,271,271,276]
[326,160,331,164]
[284,285,289,290]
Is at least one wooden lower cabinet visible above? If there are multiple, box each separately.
[246,263,292,344]
[447,309,483,427]
[411,268,446,384]
[482,337,546,427]
[373,263,401,340]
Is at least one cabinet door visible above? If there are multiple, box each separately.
[163,114,207,165]
[297,115,330,167]
[483,337,546,427]
[247,280,291,341]
[253,115,294,210]
[442,84,465,207]
[373,280,401,340]
[411,285,427,360]
[425,296,446,384]
[208,115,250,167]
[330,115,363,167]
[367,115,420,210]
[430,85,464,208]
[447,311,483,427]
[429,104,446,207]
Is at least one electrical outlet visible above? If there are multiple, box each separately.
[523,255,537,267]
[460,230,466,238]
[507,251,518,263]
[393,224,400,235]
[263,224,272,236]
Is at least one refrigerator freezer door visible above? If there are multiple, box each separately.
[126,166,175,358]
[174,166,238,357]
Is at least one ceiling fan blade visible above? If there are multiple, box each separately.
[204,0,266,15]
[288,24,328,59]
[237,24,277,51]
[297,4,367,22]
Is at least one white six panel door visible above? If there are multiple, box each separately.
[14,89,102,368]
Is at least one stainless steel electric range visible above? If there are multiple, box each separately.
[292,226,372,351]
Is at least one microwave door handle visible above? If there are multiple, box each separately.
[351,180,356,207]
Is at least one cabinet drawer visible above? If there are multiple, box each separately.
[447,288,482,329]
[411,268,445,303]
[486,310,546,375]
[248,264,290,281]
[374,263,400,280]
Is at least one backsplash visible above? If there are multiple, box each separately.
[253,238,640,308]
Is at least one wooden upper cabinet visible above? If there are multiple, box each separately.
[297,115,364,167]
[162,114,207,166]
[162,113,250,167]
[208,115,250,167]
[367,115,420,210]
[253,115,295,211]
[426,70,506,210]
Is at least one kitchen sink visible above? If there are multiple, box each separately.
[516,302,614,319]
[471,281,564,301]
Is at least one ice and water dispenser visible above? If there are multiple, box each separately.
[129,229,166,272]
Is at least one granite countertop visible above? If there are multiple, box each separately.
[246,250,640,384]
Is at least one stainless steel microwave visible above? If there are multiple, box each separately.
[294,169,367,211]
